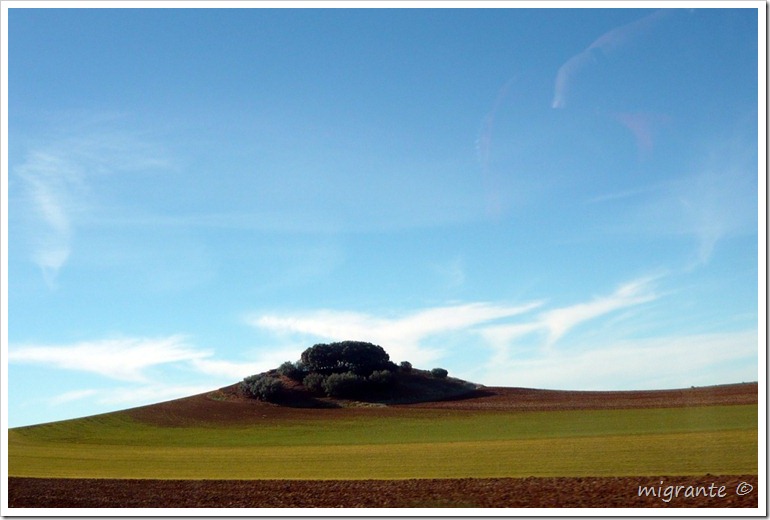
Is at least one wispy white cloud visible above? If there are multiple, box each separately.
[462,278,757,390]
[249,279,659,370]
[621,161,756,267]
[677,166,755,266]
[249,301,544,366]
[39,383,224,416]
[480,277,658,354]
[94,383,220,407]
[9,333,282,424]
[48,389,100,406]
[539,277,658,345]
[242,274,751,391]
[15,150,84,286]
[12,119,173,286]
[587,131,756,268]
[9,335,208,382]
[472,329,757,390]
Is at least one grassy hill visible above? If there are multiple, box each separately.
[7,382,758,480]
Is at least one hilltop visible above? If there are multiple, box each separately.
[232,340,480,408]
[216,341,759,415]
[121,380,758,428]
[238,365,479,407]
[122,368,483,427]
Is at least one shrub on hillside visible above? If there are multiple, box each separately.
[430,367,449,379]
[277,360,307,381]
[367,369,395,390]
[323,371,366,398]
[399,361,412,373]
[302,372,327,395]
[241,373,284,401]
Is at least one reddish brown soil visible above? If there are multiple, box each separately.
[124,381,759,426]
[8,382,759,509]
[8,475,759,508]
[405,381,759,411]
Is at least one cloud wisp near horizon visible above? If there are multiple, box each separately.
[8,274,757,426]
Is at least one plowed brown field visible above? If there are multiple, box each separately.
[124,381,759,426]
[8,475,759,508]
[7,382,759,509]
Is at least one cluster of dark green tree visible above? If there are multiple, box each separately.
[240,341,449,402]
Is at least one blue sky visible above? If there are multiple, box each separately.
[4,3,764,427]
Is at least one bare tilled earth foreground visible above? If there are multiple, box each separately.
[8,383,758,508]
[8,475,759,508]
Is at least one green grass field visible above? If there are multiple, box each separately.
[8,404,757,479]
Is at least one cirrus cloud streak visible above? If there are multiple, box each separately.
[249,301,545,366]
[8,335,208,382]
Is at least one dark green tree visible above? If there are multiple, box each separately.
[338,341,391,375]
[300,343,341,374]
[300,341,391,376]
